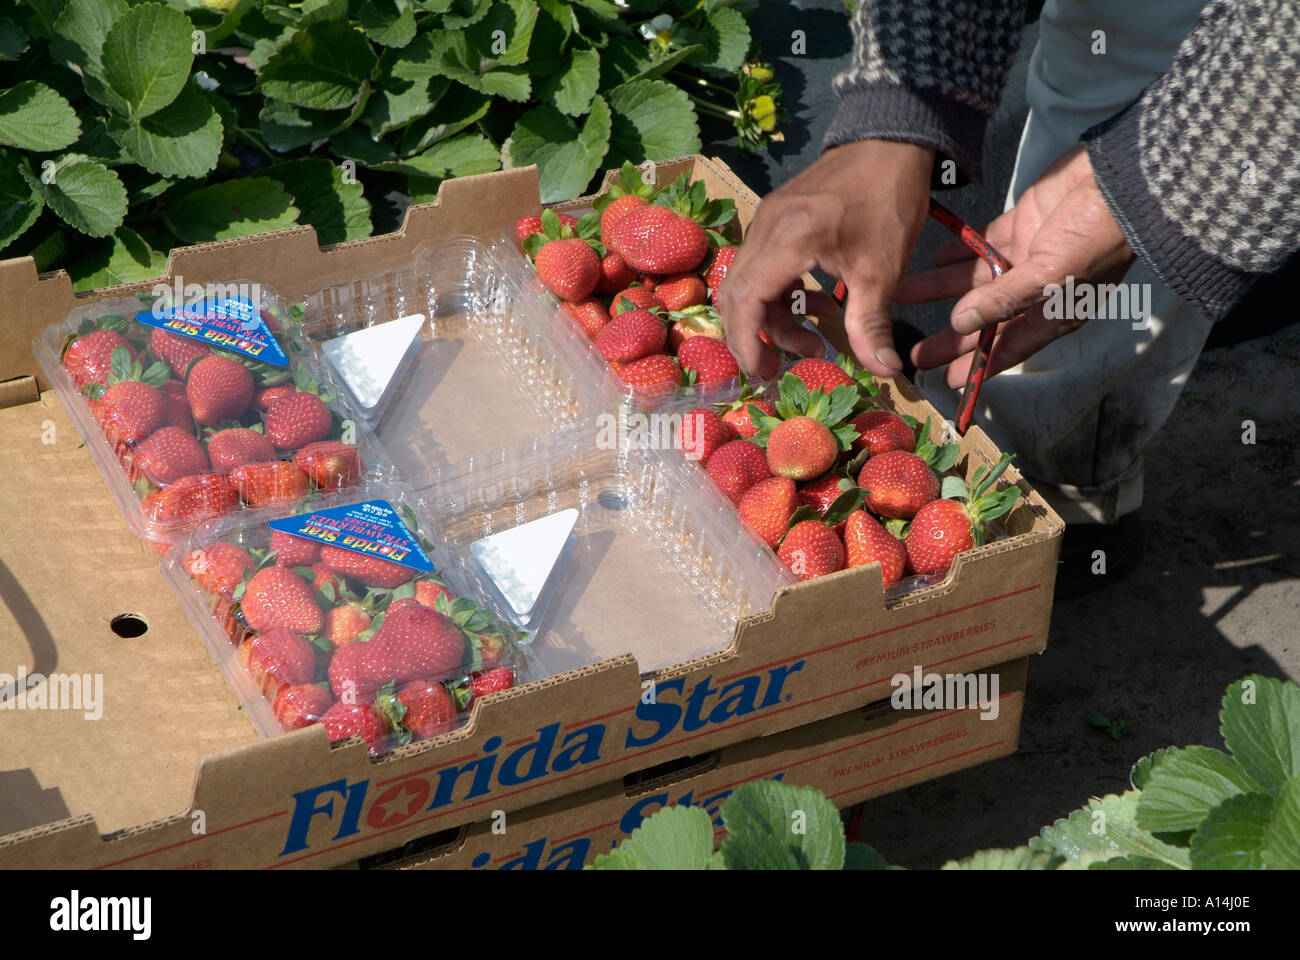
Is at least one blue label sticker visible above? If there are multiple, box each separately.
[269,500,434,572]
[135,296,288,366]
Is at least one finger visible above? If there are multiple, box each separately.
[949,254,1056,335]
[764,307,826,360]
[840,273,903,376]
[910,325,982,372]
[718,246,815,375]
[894,258,994,305]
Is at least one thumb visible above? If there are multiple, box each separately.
[949,255,1056,335]
[841,275,903,376]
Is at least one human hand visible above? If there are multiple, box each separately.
[896,145,1135,388]
[716,139,935,378]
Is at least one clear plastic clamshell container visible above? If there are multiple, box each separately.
[35,281,393,546]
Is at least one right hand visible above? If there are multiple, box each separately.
[716,139,935,378]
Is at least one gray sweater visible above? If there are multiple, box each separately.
[824,0,1299,321]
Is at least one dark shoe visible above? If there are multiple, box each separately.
[1054,511,1147,600]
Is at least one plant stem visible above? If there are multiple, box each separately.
[689,96,740,120]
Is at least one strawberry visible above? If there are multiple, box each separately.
[703,245,738,299]
[273,684,333,731]
[160,380,194,430]
[320,701,390,754]
[293,441,362,490]
[207,427,276,473]
[241,566,323,634]
[777,520,846,580]
[595,251,639,294]
[789,357,855,395]
[240,628,316,696]
[255,384,296,412]
[389,679,457,740]
[320,545,412,589]
[187,354,254,426]
[610,287,665,315]
[150,328,209,378]
[535,238,600,301]
[600,194,650,245]
[229,460,311,506]
[464,667,516,710]
[851,410,916,457]
[325,603,371,648]
[328,641,380,701]
[904,455,1021,576]
[750,372,860,481]
[856,451,939,520]
[844,510,908,586]
[679,407,737,464]
[309,562,345,595]
[264,391,332,450]
[134,426,210,485]
[618,354,682,391]
[677,336,740,385]
[721,397,777,440]
[516,211,577,241]
[799,472,852,518]
[415,579,453,608]
[666,304,725,351]
[705,439,772,504]
[560,298,610,340]
[595,309,666,362]
[609,205,708,274]
[655,273,708,311]
[183,541,255,598]
[143,473,238,524]
[739,476,800,547]
[364,604,468,686]
[63,329,134,388]
[765,416,838,481]
[96,381,165,445]
[272,529,321,567]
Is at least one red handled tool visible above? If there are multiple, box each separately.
[833,197,1012,436]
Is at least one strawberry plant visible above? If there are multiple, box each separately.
[0,0,785,286]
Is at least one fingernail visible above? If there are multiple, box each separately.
[875,347,902,372]
[954,308,983,333]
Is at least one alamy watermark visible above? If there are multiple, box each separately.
[595,405,711,460]
[149,277,265,326]
[1,667,103,720]
[1042,276,1151,330]
[890,666,1001,720]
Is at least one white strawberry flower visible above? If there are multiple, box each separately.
[639,14,676,47]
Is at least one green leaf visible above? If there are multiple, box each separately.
[1220,675,1300,795]
[1189,792,1274,870]
[399,83,491,154]
[0,81,81,151]
[358,0,416,47]
[602,804,714,870]
[440,0,492,28]
[1131,747,1179,790]
[300,0,350,24]
[161,177,299,243]
[940,475,969,501]
[508,95,610,203]
[0,153,43,250]
[942,846,1054,870]
[1136,745,1266,833]
[466,0,539,67]
[51,0,127,74]
[529,0,572,76]
[720,781,845,870]
[373,132,500,179]
[607,79,700,165]
[362,71,449,137]
[1261,775,1300,869]
[109,84,222,178]
[68,226,167,292]
[587,847,643,870]
[843,842,891,869]
[0,18,30,61]
[419,30,531,101]
[100,2,195,120]
[330,125,397,165]
[1031,791,1190,869]
[538,46,600,116]
[258,100,356,152]
[689,5,750,74]
[24,153,127,238]
[260,22,378,111]
[1088,855,1178,870]
[263,157,372,245]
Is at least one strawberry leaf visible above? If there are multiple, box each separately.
[141,360,170,388]
[844,447,871,480]
[940,476,969,501]
[108,344,132,384]
[785,504,820,530]
[540,207,562,237]
[976,487,1021,524]
[575,210,600,238]
[822,384,859,427]
[929,443,960,475]
[319,581,337,604]
[972,453,1016,500]
[521,232,546,259]
[82,382,107,401]
[292,566,316,580]
[831,423,859,452]
[883,518,908,539]
[391,581,416,601]
[823,487,867,526]
[307,633,333,653]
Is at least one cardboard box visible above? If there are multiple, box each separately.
[0,157,1061,870]
[357,658,1029,870]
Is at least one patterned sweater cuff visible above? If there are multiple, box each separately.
[822,81,989,186]
[1085,102,1259,322]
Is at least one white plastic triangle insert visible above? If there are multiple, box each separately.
[469,509,578,629]
[322,313,425,420]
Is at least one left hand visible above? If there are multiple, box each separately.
[895,145,1136,388]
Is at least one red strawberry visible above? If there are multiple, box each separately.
[160,380,194,430]
[679,407,737,464]
[183,541,255,599]
[765,416,838,481]
[309,562,345,595]
[516,211,576,241]
[274,684,333,731]
[207,427,276,473]
[264,391,332,450]
[186,354,254,426]
[705,439,772,504]
[255,384,296,412]
[535,238,600,301]
[844,510,907,585]
[618,354,682,391]
[677,336,740,385]
[240,628,316,696]
[703,245,738,299]
[150,328,209,378]
[851,410,916,457]
[777,520,846,580]
[229,460,311,506]
[96,381,165,444]
[610,287,665,315]
[364,604,468,686]
[328,641,380,701]
[465,667,515,710]
[293,441,362,490]
[904,455,1021,576]
[63,329,134,388]
[143,473,239,524]
[392,679,458,740]
[320,701,390,754]
[857,451,940,520]
[738,476,800,548]
[134,426,210,485]
[596,309,666,362]
[595,251,639,294]
[241,566,323,634]
[610,206,708,274]
[415,579,453,608]
[325,603,371,648]
[320,546,412,589]
[721,397,777,440]
[600,194,649,245]
[789,358,854,395]
[656,273,708,312]
[560,298,610,340]
[799,472,849,517]
[272,529,321,567]
[667,306,725,352]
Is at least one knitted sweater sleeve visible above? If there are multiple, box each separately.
[1084,0,1300,322]
[822,0,1026,183]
